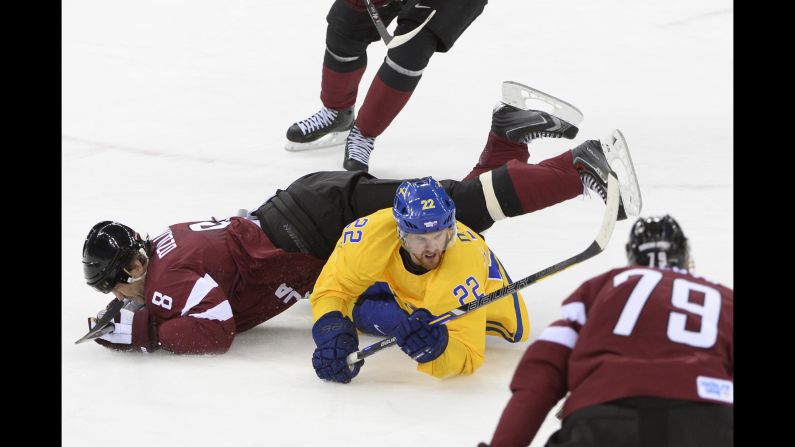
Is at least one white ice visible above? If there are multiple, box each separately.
[62,1,732,445]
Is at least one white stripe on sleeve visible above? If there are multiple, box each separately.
[538,326,579,349]
[181,273,219,316]
[189,300,234,322]
[561,302,587,325]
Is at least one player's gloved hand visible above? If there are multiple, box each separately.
[352,293,408,336]
[311,311,363,383]
[394,308,448,363]
[91,299,143,350]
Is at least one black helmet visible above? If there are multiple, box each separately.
[625,215,690,269]
[82,221,146,293]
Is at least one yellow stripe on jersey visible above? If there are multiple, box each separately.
[310,208,530,379]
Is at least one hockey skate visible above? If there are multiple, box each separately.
[572,130,642,221]
[491,104,580,143]
[285,106,355,152]
[343,124,375,172]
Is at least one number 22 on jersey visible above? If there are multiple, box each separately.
[342,218,369,244]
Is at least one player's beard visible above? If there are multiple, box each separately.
[410,249,443,270]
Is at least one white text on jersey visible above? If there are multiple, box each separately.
[152,228,178,259]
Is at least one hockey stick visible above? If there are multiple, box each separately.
[346,173,621,365]
[74,298,124,344]
[363,0,436,49]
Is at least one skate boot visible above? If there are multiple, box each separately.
[285,106,354,151]
[572,140,628,220]
[491,103,579,143]
[343,124,375,172]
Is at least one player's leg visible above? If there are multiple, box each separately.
[285,0,401,151]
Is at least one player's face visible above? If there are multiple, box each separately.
[111,260,147,305]
[403,229,451,270]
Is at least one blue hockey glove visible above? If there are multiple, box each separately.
[352,293,408,336]
[311,311,363,383]
[394,308,448,363]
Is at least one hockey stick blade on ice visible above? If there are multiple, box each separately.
[346,173,621,365]
[364,0,436,49]
[74,298,124,344]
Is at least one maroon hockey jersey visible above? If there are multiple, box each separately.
[488,266,733,447]
[119,217,325,354]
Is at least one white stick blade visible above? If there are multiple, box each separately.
[386,10,436,49]
[595,174,620,249]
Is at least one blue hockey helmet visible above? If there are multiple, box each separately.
[82,221,147,293]
[626,215,690,269]
[393,177,456,235]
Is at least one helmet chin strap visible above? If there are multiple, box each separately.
[129,271,146,283]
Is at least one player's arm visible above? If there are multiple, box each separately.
[411,243,527,378]
[309,217,387,320]
[154,271,237,354]
[487,340,570,447]
[95,271,237,354]
[309,215,389,383]
[486,276,604,446]
[413,306,487,379]
[404,249,493,378]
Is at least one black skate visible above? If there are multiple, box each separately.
[491,103,579,143]
[343,124,375,172]
[572,139,629,221]
[285,106,354,152]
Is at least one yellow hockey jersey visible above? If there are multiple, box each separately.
[310,208,529,379]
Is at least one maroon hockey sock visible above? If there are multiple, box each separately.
[320,65,366,110]
[464,132,530,180]
[356,75,413,138]
[505,151,583,214]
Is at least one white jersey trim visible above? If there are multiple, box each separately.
[561,301,587,325]
[189,300,234,322]
[181,273,219,316]
[479,170,507,221]
[538,326,578,349]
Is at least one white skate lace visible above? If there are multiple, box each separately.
[346,126,375,165]
[579,173,607,201]
[297,107,338,135]
[522,131,564,143]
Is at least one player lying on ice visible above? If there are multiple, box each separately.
[79,82,639,360]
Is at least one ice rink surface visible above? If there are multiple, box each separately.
[63,1,732,445]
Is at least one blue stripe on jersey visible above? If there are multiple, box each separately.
[486,320,515,341]
[492,250,524,343]
[488,250,503,281]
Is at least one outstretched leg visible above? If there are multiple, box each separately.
[343,21,440,171]
[285,1,401,151]
[343,0,488,172]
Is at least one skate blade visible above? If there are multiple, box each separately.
[501,81,584,126]
[284,130,350,152]
[601,129,642,218]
